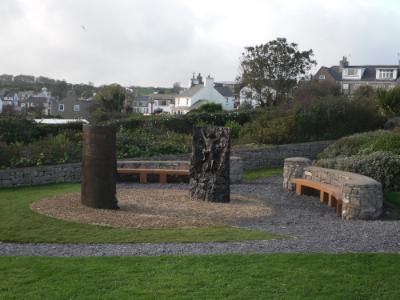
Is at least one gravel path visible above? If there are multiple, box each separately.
[1,177,400,256]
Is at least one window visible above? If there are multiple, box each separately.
[58,104,64,111]
[346,69,357,76]
[378,69,394,79]
[160,100,167,106]
[343,83,349,90]
[319,75,326,80]
[186,98,189,105]
[73,104,80,112]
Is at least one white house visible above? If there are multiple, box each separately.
[239,86,277,108]
[174,76,234,114]
[147,94,176,114]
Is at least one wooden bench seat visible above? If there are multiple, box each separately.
[117,168,189,184]
[291,178,343,216]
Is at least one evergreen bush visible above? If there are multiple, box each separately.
[316,151,400,192]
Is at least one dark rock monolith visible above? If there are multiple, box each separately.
[190,127,230,203]
[81,125,119,209]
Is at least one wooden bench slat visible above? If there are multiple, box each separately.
[117,168,189,184]
[291,178,343,217]
[117,168,189,175]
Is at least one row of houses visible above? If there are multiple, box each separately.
[1,72,241,117]
[315,56,400,93]
[0,74,57,85]
[0,88,92,119]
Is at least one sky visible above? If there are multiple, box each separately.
[1,0,400,87]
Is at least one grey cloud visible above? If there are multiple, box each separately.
[1,0,400,86]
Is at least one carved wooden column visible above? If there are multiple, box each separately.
[190,127,230,203]
[81,125,119,209]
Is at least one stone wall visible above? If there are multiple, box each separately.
[283,157,383,220]
[126,140,333,171]
[0,157,243,188]
[233,140,333,170]
[0,163,81,188]
[0,140,331,188]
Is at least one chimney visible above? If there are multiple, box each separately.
[204,75,214,87]
[340,56,349,68]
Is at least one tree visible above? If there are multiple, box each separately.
[93,84,126,112]
[293,80,341,105]
[238,38,316,106]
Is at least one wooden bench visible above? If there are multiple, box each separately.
[117,168,189,184]
[291,178,343,216]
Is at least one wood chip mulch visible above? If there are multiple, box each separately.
[31,189,274,229]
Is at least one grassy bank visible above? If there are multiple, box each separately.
[243,167,283,182]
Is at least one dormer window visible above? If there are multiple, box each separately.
[378,69,395,79]
[346,69,358,76]
[319,75,326,80]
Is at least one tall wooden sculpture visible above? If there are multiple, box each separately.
[81,125,119,209]
[190,127,230,203]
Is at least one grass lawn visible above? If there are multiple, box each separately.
[0,184,283,244]
[1,254,400,299]
[243,167,283,182]
[385,192,400,207]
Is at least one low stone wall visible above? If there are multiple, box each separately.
[127,140,333,171]
[233,140,333,170]
[283,157,383,220]
[0,157,243,188]
[0,140,331,188]
[0,163,81,188]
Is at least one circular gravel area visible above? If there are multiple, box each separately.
[31,189,274,228]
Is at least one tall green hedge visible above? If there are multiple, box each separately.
[108,111,255,133]
[316,151,400,192]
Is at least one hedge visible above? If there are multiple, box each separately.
[316,151,400,192]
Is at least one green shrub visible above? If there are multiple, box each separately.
[294,96,385,141]
[0,117,42,144]
[316,151,400,192]
[194,103,223,113]
[237,96,385,146]
[115,127,190,158]
[225,121,241,139]
[377,87,400,116]
[239,115,295,145]
[319,130,400,159]
[110,111,254,134]
[0,133,82,169]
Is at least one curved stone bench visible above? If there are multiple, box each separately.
[283,157,383,220]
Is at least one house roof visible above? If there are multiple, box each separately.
[179,84,203,97]
[27,96,48,104]
[321,64,400,82]
[215,86,233,97]
[34,118,89,124]
[149,94,177,100]
[325,66,342,81]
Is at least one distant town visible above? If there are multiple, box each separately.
[1,56,400,121]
